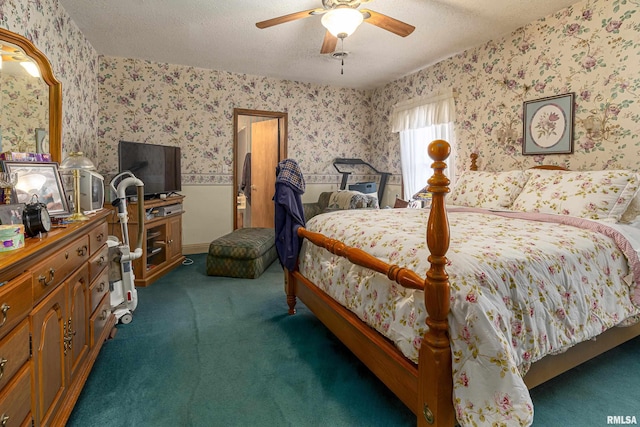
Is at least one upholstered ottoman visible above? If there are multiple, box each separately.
[206,227,277,279]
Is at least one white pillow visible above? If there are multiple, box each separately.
[511,169,640,222]
[620,190,640,224]
[449,170,527,209]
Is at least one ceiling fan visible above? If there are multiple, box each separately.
[256,0,415,54]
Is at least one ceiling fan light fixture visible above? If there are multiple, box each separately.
[321,7,363,39]
[331,51,349,60]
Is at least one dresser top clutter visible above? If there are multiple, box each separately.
[0,212,108,277]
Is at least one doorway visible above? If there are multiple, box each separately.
[233,108,288,230]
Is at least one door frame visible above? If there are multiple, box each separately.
[233,108,288,230]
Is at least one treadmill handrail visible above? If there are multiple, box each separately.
[332,158,390,201]
[333,158,381,174]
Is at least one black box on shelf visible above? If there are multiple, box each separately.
[348,182,376,194]
[156,204,182,217]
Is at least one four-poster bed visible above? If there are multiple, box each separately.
[284,140,640,426]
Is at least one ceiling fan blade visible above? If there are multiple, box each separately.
[361,9,415,37]
[1,55,22,62]
[320,31,338,54]
[1,46,25,61]
[256,9,322,29]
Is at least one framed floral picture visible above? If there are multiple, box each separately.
[522,93,575,155]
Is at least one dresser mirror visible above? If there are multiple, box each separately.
[0,28,62,162]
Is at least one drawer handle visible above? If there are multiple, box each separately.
[97,255,106,266]
[38,268,56,286]
[97,281,106,292]
[0,303,9,327]
[77,245,88,257]
[0,414,8,427]
[100,309,109,321]
[64,319,76,355]
[65,251,69,259]
[97,232,104,242]
[0,357,6,380]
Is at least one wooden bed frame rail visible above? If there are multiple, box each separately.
[294,229,426,292]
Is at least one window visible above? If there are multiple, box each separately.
[399,123,455,200]
[391,91,457,200]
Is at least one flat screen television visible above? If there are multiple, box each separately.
[118,141,182,197]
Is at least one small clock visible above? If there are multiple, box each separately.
[23,200,51,237]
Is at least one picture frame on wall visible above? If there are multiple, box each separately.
[522,92,575,155]
[1,161,70,217]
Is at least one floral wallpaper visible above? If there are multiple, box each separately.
[0,72,48,152]
[1,0,99,160]
[2,0,638,194]
[98,57,376,185]
[371,0,640,177]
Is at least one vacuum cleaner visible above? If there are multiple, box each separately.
[108,171,145,324]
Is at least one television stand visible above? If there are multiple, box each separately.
[142,193,163,200]
[107,195,185,287]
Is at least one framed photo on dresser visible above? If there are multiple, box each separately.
[0,203,24,225]
[1,161,70,217]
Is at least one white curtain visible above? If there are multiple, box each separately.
[391,90,457,200]
[399,124,455,200]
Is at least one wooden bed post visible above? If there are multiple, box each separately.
[470,152,478,171]
[419,140,454,427]
[284,268,297,315]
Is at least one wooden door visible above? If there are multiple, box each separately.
[167,215,182,261]
[31,285,66,426]
[250,119,279,228]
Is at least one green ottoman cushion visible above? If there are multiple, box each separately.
[206,227,277,279]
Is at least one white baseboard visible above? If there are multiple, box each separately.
[183,243,209,255]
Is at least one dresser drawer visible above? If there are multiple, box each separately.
[0,363,32,427]
[0,273,31,341]
[89,244,109,284]
[90,295,112,348]
[89,221,108,255]
[0,320,29,392]
[32,235,89,303]
[90,268,109,314]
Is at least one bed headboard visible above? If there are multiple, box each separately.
[531,165,568,170]
[468,153,567,172]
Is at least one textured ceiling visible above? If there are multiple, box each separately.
[59,0,580,90]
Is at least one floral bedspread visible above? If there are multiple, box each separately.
[297,208,640,427]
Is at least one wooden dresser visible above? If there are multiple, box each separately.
[0,210,115,427]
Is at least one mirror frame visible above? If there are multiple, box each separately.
[0,27,62,163]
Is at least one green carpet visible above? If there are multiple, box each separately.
[68,254,640,426]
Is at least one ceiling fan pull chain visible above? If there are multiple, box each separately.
[341,38,344,75]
